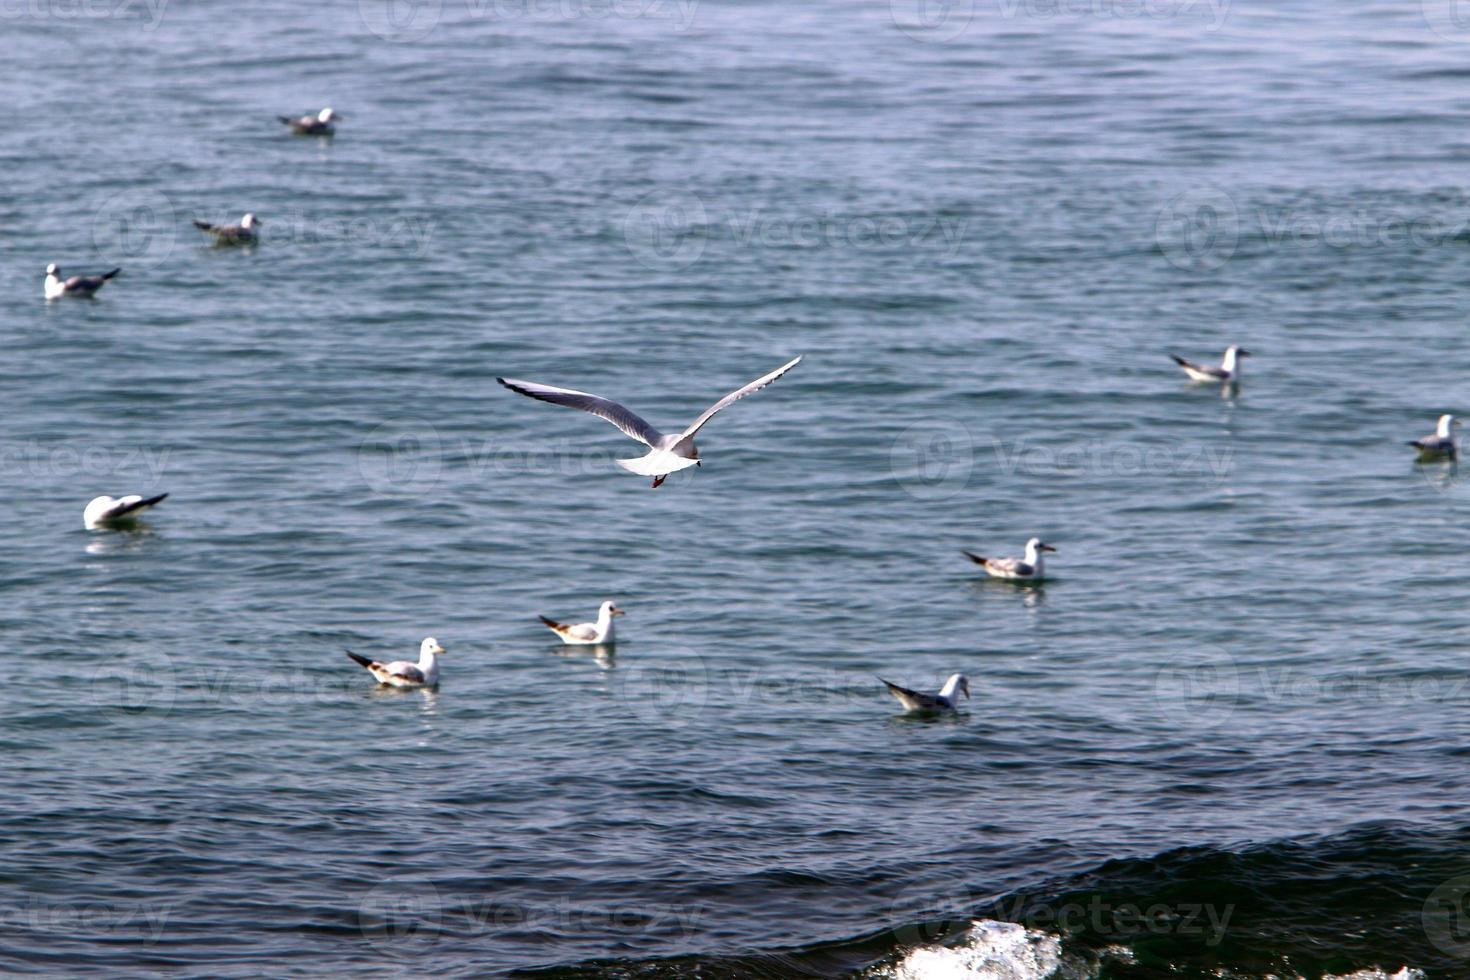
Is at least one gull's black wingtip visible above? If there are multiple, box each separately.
[345,650,374,669]
[101,268,121,280]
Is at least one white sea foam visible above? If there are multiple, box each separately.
[876,920,1063,980]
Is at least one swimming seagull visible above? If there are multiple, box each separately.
[194,213,261,245]
[1170,345,1252,384]
[497,356,803,488]
[881,674,970,713]
[345,637,444,688]
[45,264,120,300]
[963,537,1055,582]
[279,108,340,136]
[1409,414,1460,459]
[84,493,167,529]
[539,600,625,645]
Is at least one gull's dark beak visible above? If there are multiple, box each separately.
[962,679,971,699]
[1041,544,1057,552]
[1239,349,1253,357]
[613,608,626,617]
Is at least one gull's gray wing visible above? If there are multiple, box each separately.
[882,679,945,712]
[105,493,167,519]
[497,377,663,447]
[680,356,802,441]
[388,663,426,684]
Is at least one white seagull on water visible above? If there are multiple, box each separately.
[1170,345,1252,384]
[1409,414,1459,459]
[279,108,340,136]
[45,264,120,300]
[194,213,261,245]
[84,493,167,529]
[345,637,444,688]
[539,600,625,645]
[963,537,1055,582]
[497,356,803,487]
[881,674,970,713]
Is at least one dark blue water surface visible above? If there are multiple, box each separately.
[3,1,1470,975]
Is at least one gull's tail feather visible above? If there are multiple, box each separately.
[345,650,375,670]
[616,451,700,478]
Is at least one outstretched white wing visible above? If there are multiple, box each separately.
[498,377,664,446]
[679,356,802,441]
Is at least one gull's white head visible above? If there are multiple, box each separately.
[46,263,60,277]
[420,637,445,658]
[319,108,337,123]
[1024,537,1057,558]
[1438,414,1459,437]
[601,600,626,618]
[1222,345,1252,370]
[241,213,259,229]
[943,673,971,700]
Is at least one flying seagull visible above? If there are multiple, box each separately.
[497,356,803,487]
[1170,345,1252,383]
[84,493,167,529]
[881,674,970,713]
[1409,413,1459,459]
[539,600,624,645]
[45,264,119,300]
[963,537,1055,582]
[279,108,340,136]
[345,637,444,688]
[194,213,261,245]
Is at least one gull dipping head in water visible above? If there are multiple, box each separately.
[1409,413,1460,459]
[963,537,1055,582]
[539,600,625,645]
[279,108,340,135]
[45,264,120,300]
[84,493,168,529]
[497,356,803,488]
[881,673,970,714]
[1170,345,1252,384]
[345,637,444,688]
[194,213,261,245]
